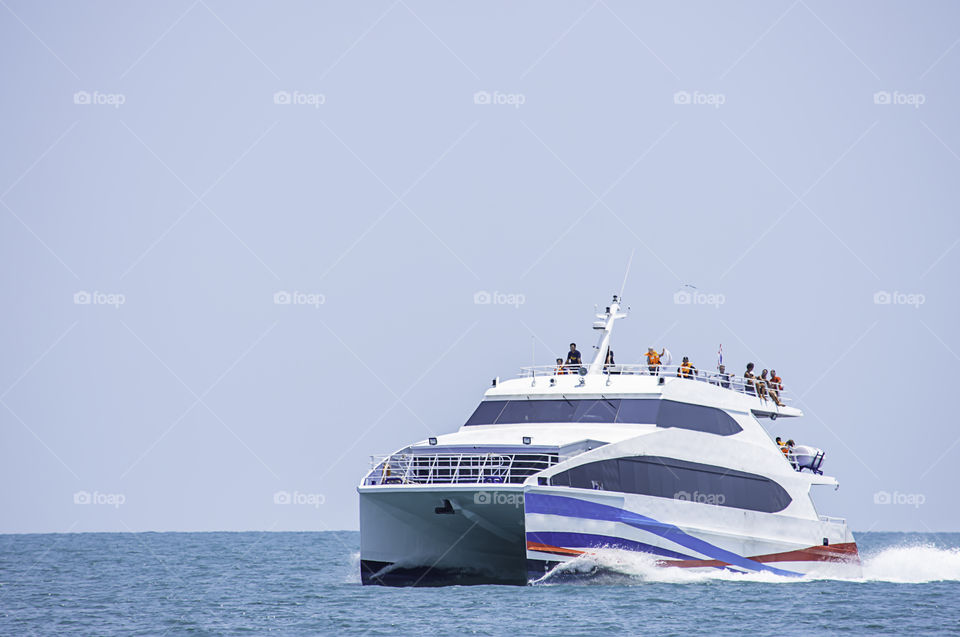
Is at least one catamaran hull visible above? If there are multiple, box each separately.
[359,486,859,585]
[523,488,860,580]
[359,486,527,586]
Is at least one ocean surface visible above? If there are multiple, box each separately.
[1,531,958,636]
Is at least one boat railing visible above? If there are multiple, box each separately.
[364,452,559,486]
[519,363,790,404]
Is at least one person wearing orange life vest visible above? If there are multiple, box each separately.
[554,358,566,375]
[677,356,697,379]
[646,347,661,375]
[776,436,789,456]
[769,369,784,407]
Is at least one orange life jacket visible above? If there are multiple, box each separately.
[647,352,661,365]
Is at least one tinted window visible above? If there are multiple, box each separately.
[614,400,659,424]
[656,400,742,435]
[551,455,791,513]
[465,400,507,426]
[464,398,741,435]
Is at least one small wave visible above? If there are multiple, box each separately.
[533,544,960,585]
[344,551,362,584]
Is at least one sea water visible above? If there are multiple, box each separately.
[1,531,958,635]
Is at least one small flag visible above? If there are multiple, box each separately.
[717,344,723,368]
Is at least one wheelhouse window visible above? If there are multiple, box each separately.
[551,455,792,513]
[464,399,742,435]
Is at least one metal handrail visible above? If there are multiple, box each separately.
[520,363,790,404]
[364,452,558,486]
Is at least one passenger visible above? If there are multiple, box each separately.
[776,437,789,456]
[565,343,582,367]
[677,356,696,379]
[757,369,770,403]
[786,439,797,469]
[646,347,661,375]
[604,348,617,373]
[555,358,566,375]
[715,364,731,389]
[744,362,756,395]
[769,370,784,407]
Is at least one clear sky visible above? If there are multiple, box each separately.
[1,1,958,534]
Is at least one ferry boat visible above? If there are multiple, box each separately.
[358,295,859,585]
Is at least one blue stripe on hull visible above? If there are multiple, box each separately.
[527,531,695,560]
[525,492,802,577]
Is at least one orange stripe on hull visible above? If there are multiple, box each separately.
[526,541,585,557]
[527,540,860,568]
[661,542,860,568]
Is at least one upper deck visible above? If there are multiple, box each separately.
[488,363,801,419]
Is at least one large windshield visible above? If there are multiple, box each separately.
[464,398,741,435]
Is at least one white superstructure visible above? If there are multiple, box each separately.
[358,295,858,586]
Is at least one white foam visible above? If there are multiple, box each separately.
[860,544,960,583]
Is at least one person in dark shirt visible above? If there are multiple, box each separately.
[565,343,582,366]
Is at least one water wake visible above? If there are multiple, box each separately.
[532,544,960,585]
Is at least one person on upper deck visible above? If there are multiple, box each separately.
[758,369,770,403]
[565,343,582,367]
[714,364,731,389]
[555,358,566,375]
[768,369,784,407]
[604,348,616,372]
[646,347,661,374]
[677,356,697,378]
[744,363,756,395]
